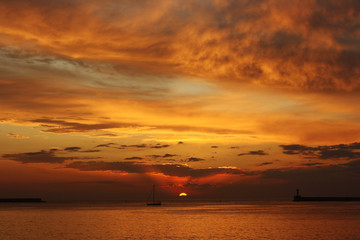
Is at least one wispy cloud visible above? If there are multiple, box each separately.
[2,150,73,164]
[6,133,29,139]
[64,147,82,152]
[257,162,273,167]
[124,157,144,161]
[187,157,205,162]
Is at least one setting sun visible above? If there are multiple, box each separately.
[179,192,188,197]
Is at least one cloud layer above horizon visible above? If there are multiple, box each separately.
[1,0,359,91]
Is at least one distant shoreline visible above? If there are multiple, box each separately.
[0,198,45,203]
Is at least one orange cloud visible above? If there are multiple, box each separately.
[7,133,29,139]
[0,0,359,92]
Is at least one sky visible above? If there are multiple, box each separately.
[1,0,360,202]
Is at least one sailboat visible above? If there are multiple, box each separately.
[147,184,162,206]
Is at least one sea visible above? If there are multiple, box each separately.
[0,201,359,240]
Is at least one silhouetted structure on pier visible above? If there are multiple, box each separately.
[293,189,360,201]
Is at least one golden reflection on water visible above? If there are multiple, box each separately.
[0,202,359,240]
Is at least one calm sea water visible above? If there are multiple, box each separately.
[0,201,359,240]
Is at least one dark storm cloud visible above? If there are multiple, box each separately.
[2,150,74,164]
[308,0,360,31]
[238,150,268,156]
[258,31,303,52]
[280,142,360,160]
[65,161,250,178]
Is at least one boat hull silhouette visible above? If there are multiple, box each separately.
[146,201,162,206]
[147,184,161,206]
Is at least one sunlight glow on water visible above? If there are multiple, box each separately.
[0,202,359,240]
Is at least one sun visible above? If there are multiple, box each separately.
[179,192,188,197]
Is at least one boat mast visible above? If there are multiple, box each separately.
[153,184,155,202]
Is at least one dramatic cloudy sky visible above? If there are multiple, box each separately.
[1,0,360,201]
